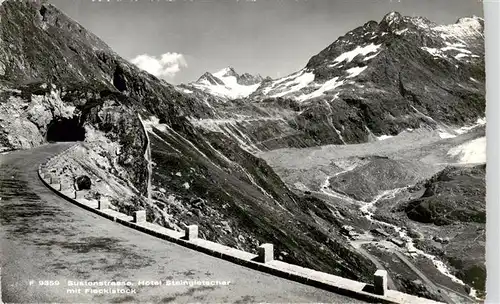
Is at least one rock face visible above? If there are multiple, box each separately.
[75,175,91,190]
[404,165,485,226]
[397,164,486,294]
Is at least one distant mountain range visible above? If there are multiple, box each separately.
[180,67,266,99]
[180,12,484,152]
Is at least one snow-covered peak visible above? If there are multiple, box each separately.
[457,15,484,24]
[213,67,238,78]
[188,67,264,100]
[196,72,224,86]
[433,15,484,41]
[252,11,483,103]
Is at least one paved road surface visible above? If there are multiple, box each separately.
[0,143,364,303]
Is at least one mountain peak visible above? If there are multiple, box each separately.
[196,72,224,86]
[382,11,403,24]
[205,67,263,86]
[187,67,264,99]
[455,15,484,30]
[213,66,238,78]
[457,15,483,23]
[238,72,264,86]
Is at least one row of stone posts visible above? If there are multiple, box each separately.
[39,162,390,297]
[122,209,390,296]
[39,167,62,191]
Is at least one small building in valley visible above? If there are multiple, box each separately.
[390,238,405,247]
[372,228,390,238]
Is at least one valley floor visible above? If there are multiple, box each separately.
[259,126,486,303]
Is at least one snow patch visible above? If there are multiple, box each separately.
[422,43,476,61]
[297,77,344,101]
[377,135,394,141]
[434,16,483,40]
[190,68,261,99]
[455,117,486,134]
[137,114,153,206]
[447,137,486,164]
[439,132,456,139]
[333,43,381,65]
[192,81,259,100]
[421,47,447,59]
[345,66,367,78]
[270,71,315,98]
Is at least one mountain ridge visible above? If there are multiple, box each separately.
[179,10,485,152]
[181,66,265,100]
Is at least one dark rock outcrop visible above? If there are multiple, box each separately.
[238,72,264,86]
[327,157,433,201]
[403,165,485,225]
[75,175,91,190]
[183,67,265,100]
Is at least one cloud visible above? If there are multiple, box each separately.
[130,52,187,80]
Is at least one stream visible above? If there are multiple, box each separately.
[138,114,153,205]
[321,177,479,299]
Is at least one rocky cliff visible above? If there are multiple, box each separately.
[397,164,486,296]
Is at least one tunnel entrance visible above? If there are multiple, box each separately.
[46,117,85,142]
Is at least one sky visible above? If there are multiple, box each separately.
[48,0,483,85]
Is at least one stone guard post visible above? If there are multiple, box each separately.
[98,197,109,210]
[133,210,146,223]
[185,225,199,240]
[374,269,388,295]
[257,243,274,263]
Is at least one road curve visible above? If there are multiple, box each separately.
[0,143,363,303]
